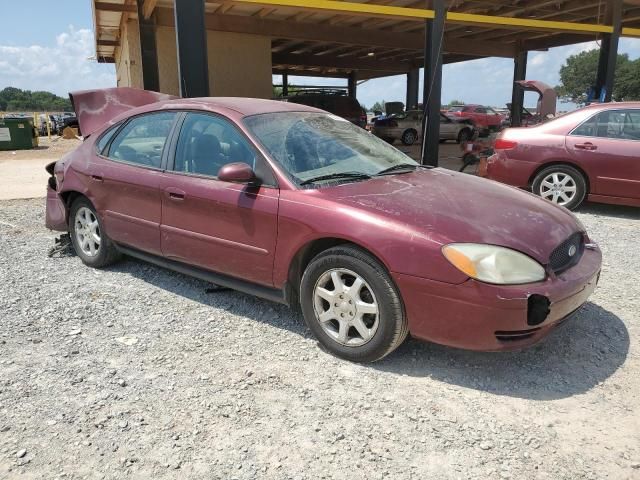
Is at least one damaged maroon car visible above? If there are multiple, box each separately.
[45,87,602,362]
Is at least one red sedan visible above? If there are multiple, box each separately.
[45,88,601,362]
[486,102,640,209]
[447,104,505,132]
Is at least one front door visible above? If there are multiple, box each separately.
[160,112,279,286]
[92,111,178,255]
[567,108,640,199]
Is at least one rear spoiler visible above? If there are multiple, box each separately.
[69,87,178,137]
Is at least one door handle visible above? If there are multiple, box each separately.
[165,188,185,201]
[574,142,597,151]
[90,175,103,182]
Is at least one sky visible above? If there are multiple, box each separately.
[1,1,639,111]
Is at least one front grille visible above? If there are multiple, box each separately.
[549,233,584,273]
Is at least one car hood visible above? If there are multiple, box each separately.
[321,168,581,263]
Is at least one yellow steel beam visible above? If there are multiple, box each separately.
[230,0,640,37]
[230,0,435,20]
[622,27,640,37]
[446,11,612,34]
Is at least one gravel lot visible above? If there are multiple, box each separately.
[1,198,639,479]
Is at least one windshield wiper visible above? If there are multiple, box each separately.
[375,163,419,176]
[300,172,372,186]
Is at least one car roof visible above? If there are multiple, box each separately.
[579,101,640,111]
[158,97,323,116]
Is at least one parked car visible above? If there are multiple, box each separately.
[283,90,367,128]
[485,102,640,210]
[373,110,477,145]
[447,104,505,133]
[46,87,601,363]
[38,114,59,135]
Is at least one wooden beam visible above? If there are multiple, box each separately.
[154,8,516,57]
[272,52,418,72]
[95,2,137,13]
[97,39,120,46]
[142,0,158,19]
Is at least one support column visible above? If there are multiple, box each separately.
[421,0,445,167]
[282,73,289,97]
[595,0,622,102]
[136,0,159,92]
[406,68,419,110]
[348,71,357,99]
[174,0,209,98]
[510,50,528,128]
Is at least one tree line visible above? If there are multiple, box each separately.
[0,87,73,112]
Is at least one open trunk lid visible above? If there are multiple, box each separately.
[69,87,177,137]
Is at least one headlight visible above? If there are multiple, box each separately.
[442,243,546,285]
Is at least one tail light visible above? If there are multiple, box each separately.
[494,139,518,150]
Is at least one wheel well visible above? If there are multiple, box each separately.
[286,238,386,303]
[59,191,87,212]
[528,161,590,193]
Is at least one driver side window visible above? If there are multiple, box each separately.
[173,112,256,178]
[107,112,177,168]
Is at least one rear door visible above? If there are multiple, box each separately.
[159,112,279,286]
[93,111,178,255]
[567,108,640,199]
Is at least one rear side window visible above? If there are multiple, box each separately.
[96,123,120,155]
[107,112,177,168]
[570,110,640,139]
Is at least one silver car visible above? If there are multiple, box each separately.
[372,110,477,146]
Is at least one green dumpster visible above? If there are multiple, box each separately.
[0,118,38,151]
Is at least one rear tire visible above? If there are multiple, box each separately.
[69,197,121,268]
[531,165,587,210]
[401,129,418,146]
[300,245,408,363]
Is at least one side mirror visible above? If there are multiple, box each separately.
[218,162,257,184]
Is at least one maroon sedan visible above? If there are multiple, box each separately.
[45,88,601,362]
[486,102,640,209]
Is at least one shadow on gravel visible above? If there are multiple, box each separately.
[578,202,640,220]
[108,259,628,401]
[374,302,629,400]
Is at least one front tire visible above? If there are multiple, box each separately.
[69,197,120,268]
[300,245,408,363]
[532,165,586,210]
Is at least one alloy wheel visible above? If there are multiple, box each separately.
[313,268,379,347]
[539,172,577,206]
[74,207,101,257]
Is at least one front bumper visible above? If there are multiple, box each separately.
[393,246,602,351]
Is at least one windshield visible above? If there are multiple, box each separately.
[243,112,417,185]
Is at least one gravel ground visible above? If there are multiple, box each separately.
[1,198,639,480]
